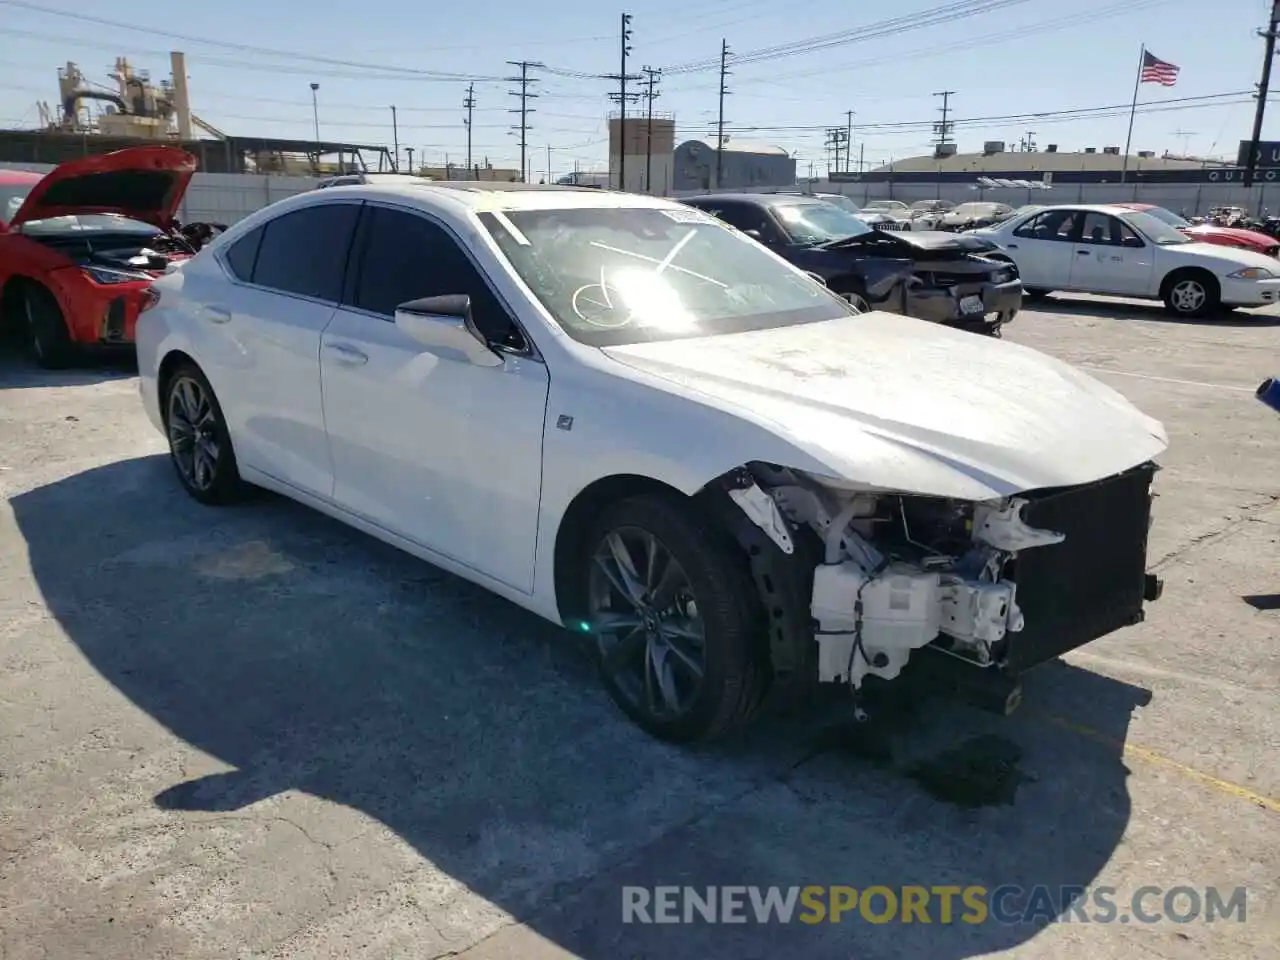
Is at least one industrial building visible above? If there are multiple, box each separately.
[832,140,1247,186]
[671,139,796,191]
[607,113,676,193]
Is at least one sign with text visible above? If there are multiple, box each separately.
[1236,140,1280,169]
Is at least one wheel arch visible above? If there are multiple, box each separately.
[0,274,42,336]
[157,349,201,422]
[1159,265,1219,300]
[550,466,821,690]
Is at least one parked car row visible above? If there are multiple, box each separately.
[680,193,1022,335]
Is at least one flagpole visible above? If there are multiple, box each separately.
[1121,43,1145,185]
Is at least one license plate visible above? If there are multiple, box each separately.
[959,295,985,315]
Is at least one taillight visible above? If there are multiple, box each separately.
[139,287,161,313]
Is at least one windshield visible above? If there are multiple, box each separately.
[16,213,160,236]
[817,194,860,213]
[910,200,953,211]
[477,206,857,347]
[1135,205,1190,228]
[863,201,907,212]
[1,182,34,226]
[773,201,874,243]
[951,202,1010,218]
[1120,210,1192,244]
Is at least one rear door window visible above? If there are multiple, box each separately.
[251,203,361,302]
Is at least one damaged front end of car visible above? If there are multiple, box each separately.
[697,460,1163,717]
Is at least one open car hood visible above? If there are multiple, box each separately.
[1182,224,1276,249]
[9,145,197,230]
[602,313,1168,501]
[825,229,998,255]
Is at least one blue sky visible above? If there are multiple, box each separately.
[0,0,1274,178]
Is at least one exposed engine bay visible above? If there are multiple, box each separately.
[710,460,1161,711]
[21,220,223,277]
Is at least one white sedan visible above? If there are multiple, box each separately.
[136,182,1168,742]
[969,203,1280,316]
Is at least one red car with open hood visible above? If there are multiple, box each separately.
[1114,202,1280,258]
[0,146,197,368]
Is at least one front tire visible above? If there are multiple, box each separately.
[1162,270,1220,318]
[21,284,74,369]
[163,363,244,505]
[582,495,768,742]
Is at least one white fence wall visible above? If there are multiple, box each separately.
[7,160,1280,221]
[0,163,318,224]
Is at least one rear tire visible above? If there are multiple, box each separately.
[1162,269,1220,318]
[581,494,768,743]
[162,362,246,506]
[20,284,74,369]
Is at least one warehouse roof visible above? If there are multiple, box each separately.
[871,151,1213,174]
[678,139,790,156]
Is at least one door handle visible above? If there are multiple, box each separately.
[204,305,232,324]
[325,342,368,366]
[1077,250,1091,256]
[1006,243,1018,249]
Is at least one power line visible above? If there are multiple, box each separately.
[506,60,541,183]
[659,0,1032,74]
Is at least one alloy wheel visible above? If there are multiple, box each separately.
[22,295,44,360]
[1170,279,1207,314]
[844,291,871,313]
[587,526,707,720]
[167,376,221,492]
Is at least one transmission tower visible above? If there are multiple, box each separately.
[507,61,542,183]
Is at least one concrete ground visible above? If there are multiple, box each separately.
[0,294,1276,960]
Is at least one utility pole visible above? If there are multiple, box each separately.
[390,105,399,170]
[463,82,476,178]
[546,143,551,183]
[507,61,542,183]
[715,39,732,188]
[1244,0,1280,188]
[605,13,641,190]
[406,146,414,175]
[932,90,955,152]
[1021,129,1036,152]
[858,141,865,174]
[844,109,855,173]
[641,65,662,193]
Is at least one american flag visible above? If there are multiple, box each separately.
[1140,50,1180,86]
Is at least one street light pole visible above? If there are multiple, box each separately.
[309,82,320,145]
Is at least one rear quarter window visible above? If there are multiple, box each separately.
[222,225,263,282]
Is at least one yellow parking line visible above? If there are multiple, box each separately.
[1043,714,1280,813]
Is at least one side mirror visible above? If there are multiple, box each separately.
[804,271,827,286]
[744,228,765,241]
[393,295,503,367]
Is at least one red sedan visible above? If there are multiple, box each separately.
[1115,202,1280,258]
[0,146,197,368]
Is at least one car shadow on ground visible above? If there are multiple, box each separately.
[0,347,138,389]
[10,455,1152,959]
[1028,294,1280,327]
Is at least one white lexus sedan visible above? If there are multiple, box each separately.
[969,203,1280,316]
[136,181,1168,743]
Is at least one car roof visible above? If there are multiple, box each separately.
[282,179,701,217]
[682,192,829,207]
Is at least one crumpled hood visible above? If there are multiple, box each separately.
[602,313,1168,500]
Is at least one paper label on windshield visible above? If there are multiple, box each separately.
[660,207,717,224]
